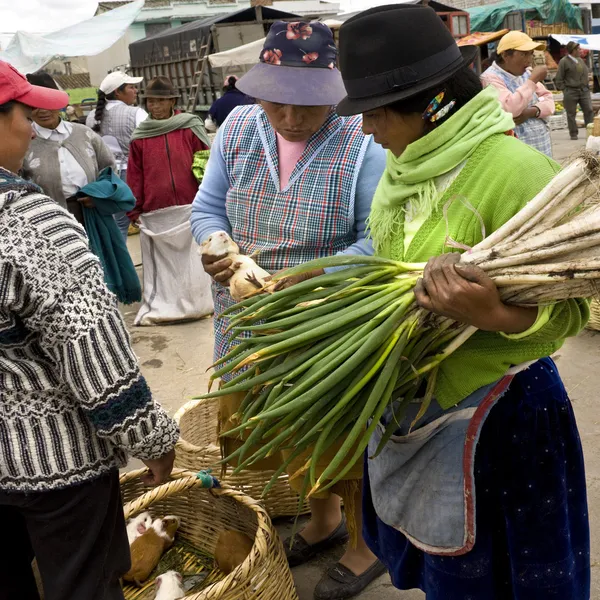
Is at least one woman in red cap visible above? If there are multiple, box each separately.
[0,61,179,600]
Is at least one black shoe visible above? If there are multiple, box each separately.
[283,519,349,567]
[314,560,387,600]
[571,136,579,140]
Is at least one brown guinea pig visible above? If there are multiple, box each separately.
[123,516,180,586]
[214,530,254,574]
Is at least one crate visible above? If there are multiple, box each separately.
[548,113,568,131]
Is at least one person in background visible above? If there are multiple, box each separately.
[86,71,147,239]
[555,41,594,141]
[0,60,179,600]
[23,72,115,225]
[192,21,387,600]
[127,76,210,222]
[205,74,254,131]
[481,31,555,156]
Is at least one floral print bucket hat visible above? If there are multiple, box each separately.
[236,21,346,106]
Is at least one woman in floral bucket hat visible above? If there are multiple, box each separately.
[191,20,387,600]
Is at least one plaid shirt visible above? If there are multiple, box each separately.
[485,63,553,157]
[213,105,370,366]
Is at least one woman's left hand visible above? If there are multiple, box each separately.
[273,268,325,291]
[514,106,539,126]
[414,254,537,333]
[78,196,95,209]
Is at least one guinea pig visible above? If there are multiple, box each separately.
[161,515,180,542]
[214,529,254,574]
[154,570,185,600]
[200,230,272,301]
[123,516,181,585]
[127,511,153,545]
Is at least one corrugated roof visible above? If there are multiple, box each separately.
[53,73,92,89]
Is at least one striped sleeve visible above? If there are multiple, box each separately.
[34,268,179,460]
[11,198,179,460]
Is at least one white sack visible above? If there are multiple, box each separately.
[135,205,213,326]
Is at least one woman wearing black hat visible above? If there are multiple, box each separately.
[127,76,212,325]
[337,5,590,599]
[127,76,210,221]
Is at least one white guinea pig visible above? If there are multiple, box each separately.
[200,230,272,301]
[126,511,153,545]
[154,570,185,600]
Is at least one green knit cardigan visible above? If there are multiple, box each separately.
[401,134,589,409]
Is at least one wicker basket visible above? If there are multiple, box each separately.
[173,399,310,518]
[120,468,298,600]
[587,299,600,331]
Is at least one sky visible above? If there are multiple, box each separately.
[0,0,98,49]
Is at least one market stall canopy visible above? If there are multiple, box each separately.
[0,0,143,74]
[468,0,582,33]
[457,29,509,46]
[208,38,265,68]
[550,33,600,50]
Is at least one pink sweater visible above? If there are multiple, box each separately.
[276,132,307,189]
[481,69,555,119]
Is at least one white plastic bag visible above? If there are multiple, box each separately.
[586,135,600,154]
[135,205,213,326]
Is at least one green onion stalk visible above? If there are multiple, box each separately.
[195,255,476,498]
[196,157,600,500]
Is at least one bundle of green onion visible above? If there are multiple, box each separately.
[197,153,600,502]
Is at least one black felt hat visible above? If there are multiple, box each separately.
[337,4,478,116]
[143,76,179,99]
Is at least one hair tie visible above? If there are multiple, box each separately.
[422,90,457,123]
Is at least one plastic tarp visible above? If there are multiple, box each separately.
[468,0,582,33]
[207,18,346,68]
[550,33,600,50]
[0,1,144,75]
[209,38,265,68]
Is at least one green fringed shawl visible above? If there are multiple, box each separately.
[367,86,514,260]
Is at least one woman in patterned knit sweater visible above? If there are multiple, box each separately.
[337,6,590,599]
[192,21,387,600]
[0,61,179,600]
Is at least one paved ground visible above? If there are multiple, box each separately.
[552,128,589,163]
[123,128,600,599]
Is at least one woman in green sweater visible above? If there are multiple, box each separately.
[335,6,590,599]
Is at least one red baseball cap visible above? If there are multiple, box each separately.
[0,61,69,109]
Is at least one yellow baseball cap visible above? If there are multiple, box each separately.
[497,31,546,54]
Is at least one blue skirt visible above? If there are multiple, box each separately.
[363,358,591,599]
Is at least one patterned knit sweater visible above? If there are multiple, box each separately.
[0,169,179,492]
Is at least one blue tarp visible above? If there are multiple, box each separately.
[468,0,582,33]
